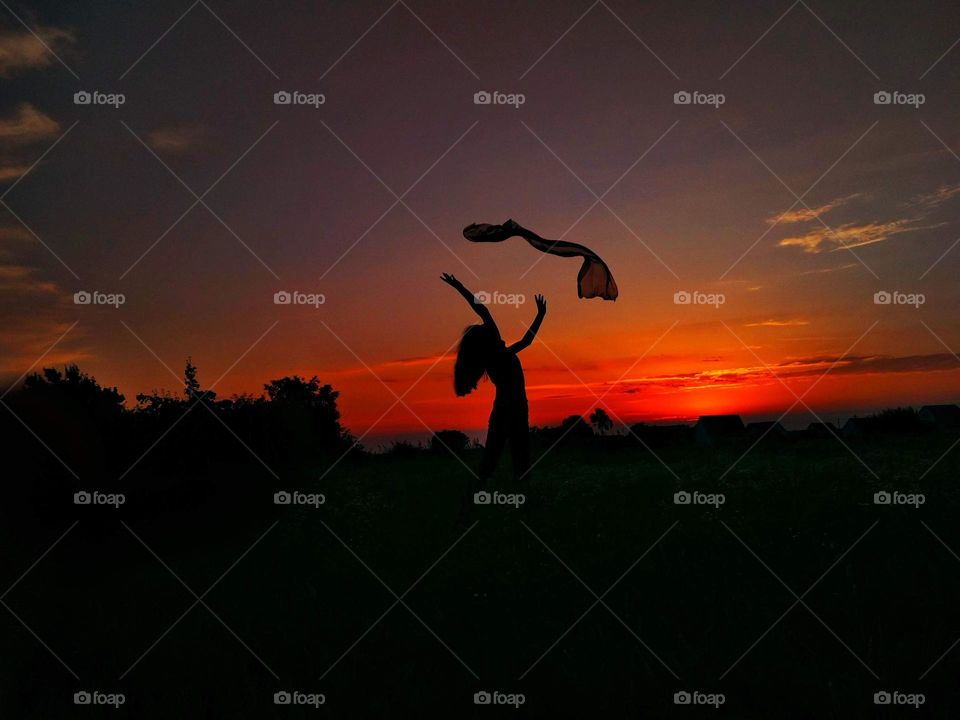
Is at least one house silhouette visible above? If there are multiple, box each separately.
[745,421,788,442]
[694,415,744,447]
[918,404,960,429]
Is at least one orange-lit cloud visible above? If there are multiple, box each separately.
[772,193,861,224]
[0,103,60,144]
[0,26,75,78]
[774,182,960,253]
[911,183,960,210]
[779,218,931,252]
[147,126,203,153]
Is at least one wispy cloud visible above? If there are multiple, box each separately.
[0,103,60,144]
[778,218,933,253]
[0,26,75,77]
[774,183,956,254]
[910,183,960,210]
[771,193,861,225]
[0,104,62,184]
[147,126,202,153]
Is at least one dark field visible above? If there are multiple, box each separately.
[3,430,959,718]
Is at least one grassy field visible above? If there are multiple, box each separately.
[3,434,960,717]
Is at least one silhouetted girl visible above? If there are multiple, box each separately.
[440,273,546,488]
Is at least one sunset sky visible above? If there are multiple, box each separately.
[3,0,960,443]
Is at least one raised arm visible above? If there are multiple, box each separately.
[440,273,498,331]
[508,294,547,354]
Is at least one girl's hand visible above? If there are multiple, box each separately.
[440,272,462,289]
[535,294,547,315]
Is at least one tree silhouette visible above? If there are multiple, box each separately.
[590,407,613,435]
[184,357,216,402]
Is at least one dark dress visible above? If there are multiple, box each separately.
[479,348,530,480]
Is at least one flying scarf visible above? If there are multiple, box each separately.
[462,219,618,300]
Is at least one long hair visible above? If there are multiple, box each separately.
[454,324,497,396]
